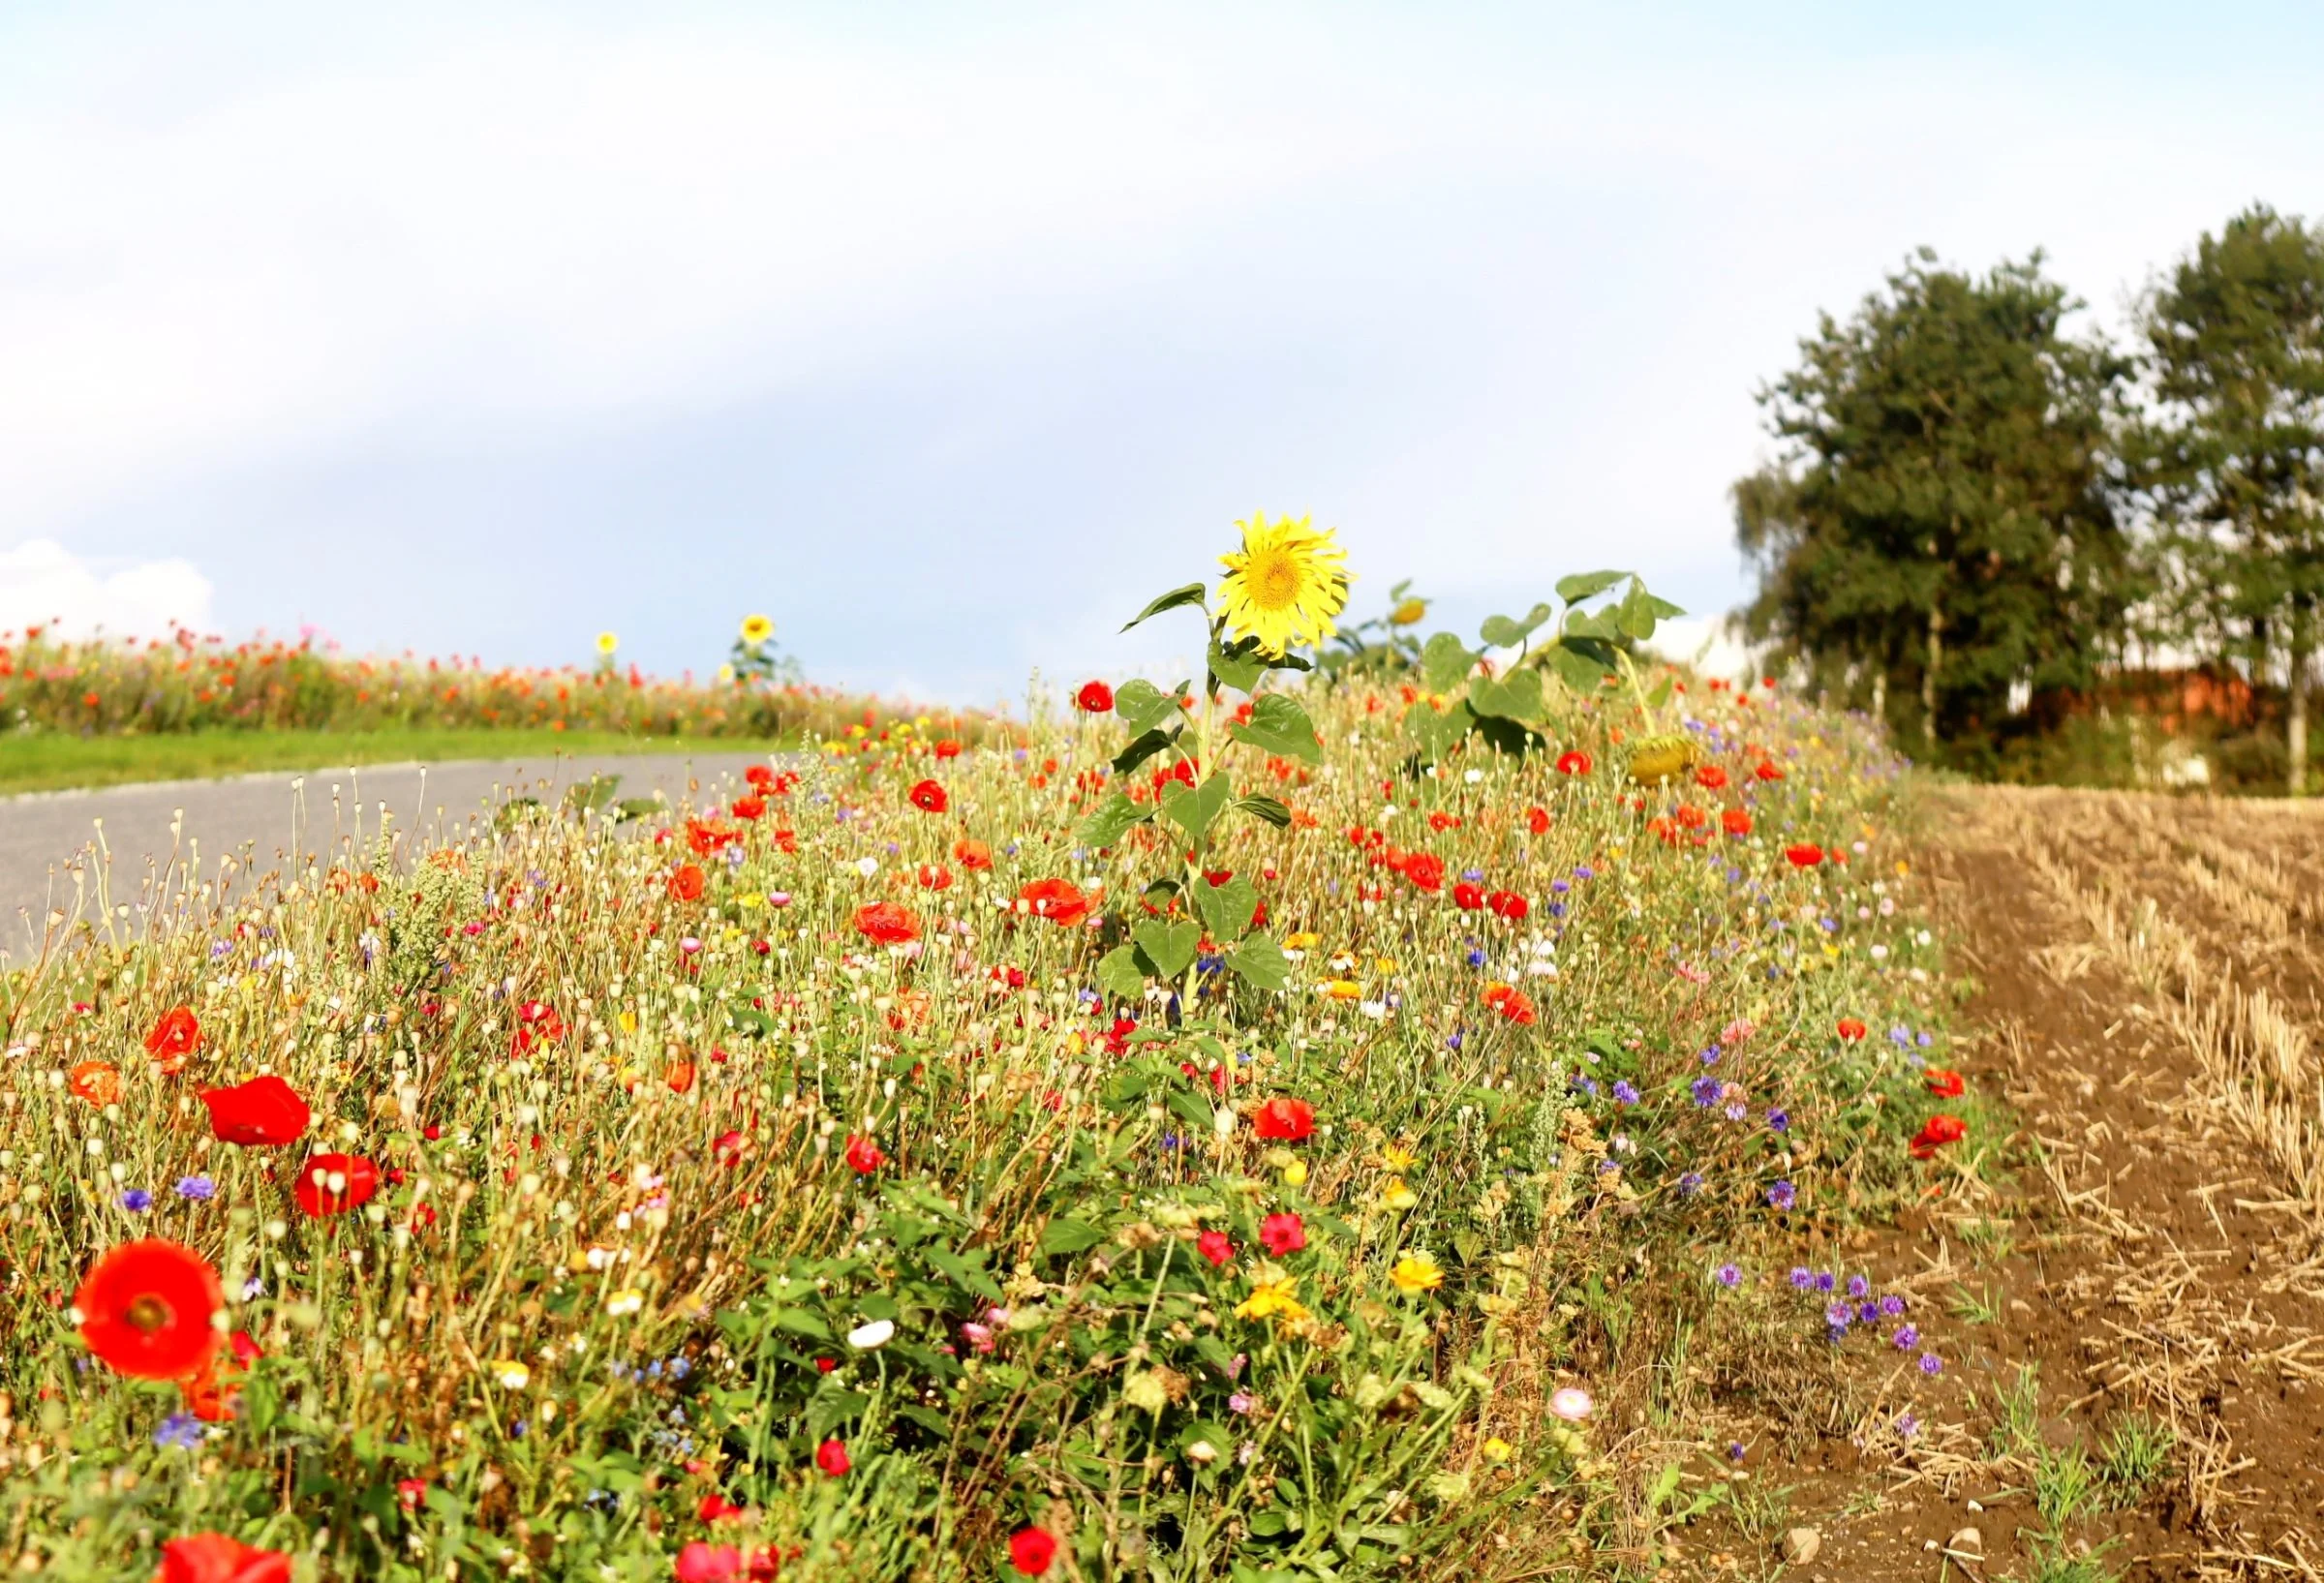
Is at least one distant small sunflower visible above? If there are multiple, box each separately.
[739,614,774,647]
[1217,513,1350,656]
[595,631,619,656]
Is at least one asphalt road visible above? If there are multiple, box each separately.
[0,752,780,959]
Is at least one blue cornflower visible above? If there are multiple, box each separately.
[1715,1263,1741,1289]
[1919,1353,1943,1377]
[1691,1076,1722,1108]
[1847,1275,1870,1298]
[1466,949,1486,967]
[1814,1272,1836,1293]
[1825,1300,1852,1327]
[152,1412,203,1449]
[1766,1109,1789,1133]
[119,1189,153,1212]
[1612,1081,1640,1106]
[1789,1267,1814,1290]
[1892,1324,1919,1349]
[175,1175,216,1200]
[1677,1172,1704,1196]
[1767,1179,1796,1210]
[1879,1294,1907,1317]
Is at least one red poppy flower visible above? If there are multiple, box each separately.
[908,779,948,814]
[953,837,994,870]
[675,1545,742,1583]
[670,865,707,901]
[1195,1230,1233,1266]
[1673,804,1707,830]
[511,999,566,1057]
[1017,878,1090,926]
[1836,1018,1867,1042]
[853,901,921,945]
[292,1153,381,1217]
[1451,881,1485,910]
[1555,750,1592,776]
[1721,808,1753,837]
[1259,1211,1305,1256]
[1400,853,1446,893]
[933,739,963,758]
[1252,1096,1315,1142]
[76,1239,222,1380]
[1754,758,1785,780]
[843,1135,884,1173]
[1483,984,1538,1025]
[1783,843,1823,868]
[1911,1114,1967,1160]
[744,764,776,789]
[730,795,766,822]
[1525,806,1551,835]
[687,819,739,855]
[1486,889,1529,921]
[157,1533,291,1583]
[1076,680,1115,713]
[145,1007,202,1072]
[917,864,954,891]
[199,1076,310,1147]
[815,1438,851,1476]
[1694,764,1728,790]
[1924,1068,1966,1099]
[1009,1528,1059,1577]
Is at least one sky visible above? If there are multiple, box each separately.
[5,1,2321,704]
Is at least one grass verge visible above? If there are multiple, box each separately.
[0,728,783,796]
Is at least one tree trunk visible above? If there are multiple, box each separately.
[2291,608,2312,798]
[1922,604,1944,747]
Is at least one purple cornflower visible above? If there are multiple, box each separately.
[1699,1047,1721,1066]
[1766,1109,1789,1133]
[1612,1081,1640,1106]
[1715,1263,1741,1289]
[1691,1076,1723,1108]
[175,1175,215,1200]
[1892,1324,1919,1349]
[1896,1413,1921,1441]
[1847,1275,1870,1298]
[1789,1266,1814,1290]
[1814,1272,1836,1293]
[152,1412,202,1449]
[1767,1179,1796,1210]
[119,1189,152,1213]
[1677,1172,1704,1196]
[1879,1294,1907,1318]
[1918,1353,1943,1377]
[1825,1300,1853,1327]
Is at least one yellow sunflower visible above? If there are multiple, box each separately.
[739,613,774,647]
[595,631,619,656]
[1217,513,1350,656]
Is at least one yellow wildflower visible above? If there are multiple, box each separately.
[1380,1176,1417,1210]
[1236,1275,1310,1324]
[1390,1252,1444,1295]
[1216,513,1350,656]
[1381,1142,1418,1172]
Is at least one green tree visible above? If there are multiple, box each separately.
[2130,205,2324,795]
[1734,250,2131,766]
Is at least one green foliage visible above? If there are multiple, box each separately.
[2129,204,2324,792]
[1734,249,2131,764]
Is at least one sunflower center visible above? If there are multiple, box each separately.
[1245,550,1305,611]
[125,1294,171,1333]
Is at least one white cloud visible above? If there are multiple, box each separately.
[1646,617,1762,684]
[0,539,213,640]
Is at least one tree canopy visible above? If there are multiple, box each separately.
[1734,251,2129,767]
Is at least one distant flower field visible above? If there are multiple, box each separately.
[0,622,931,746]
[0,527,1974,1581]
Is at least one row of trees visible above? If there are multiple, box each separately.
[1735,204,2324,791]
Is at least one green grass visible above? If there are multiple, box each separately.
[0,727,783,796]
